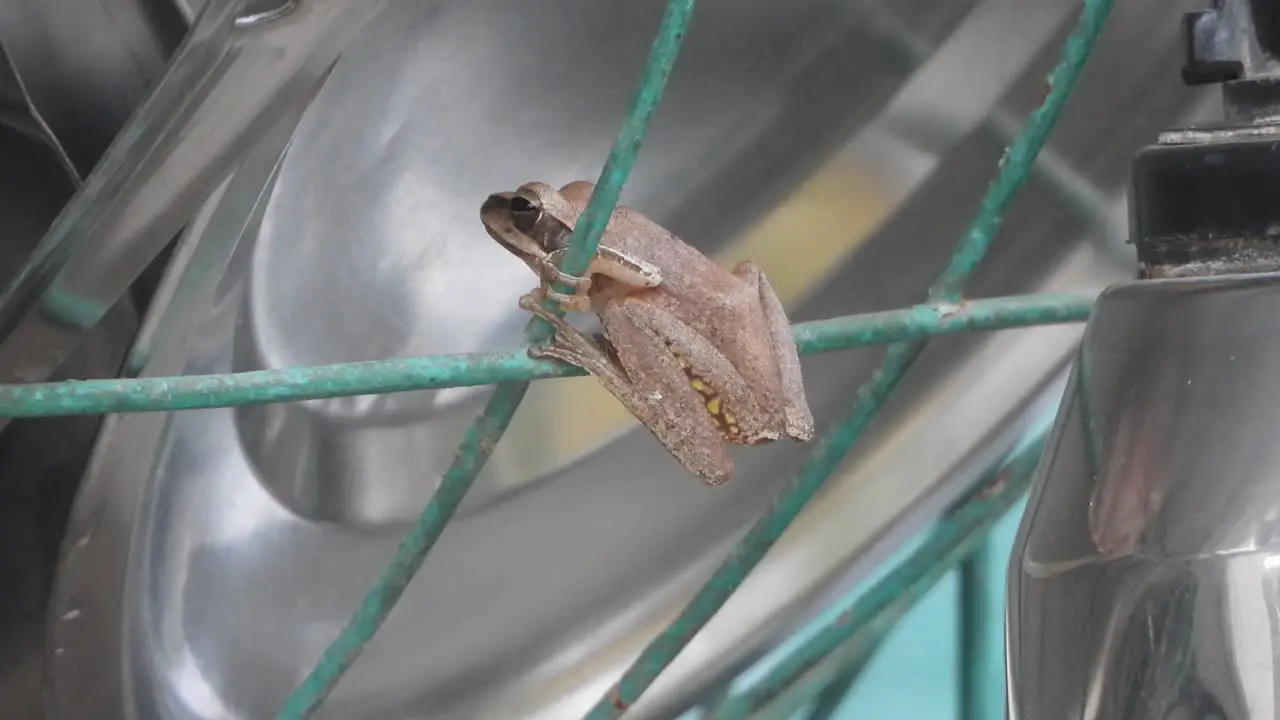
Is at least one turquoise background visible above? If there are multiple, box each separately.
[828,505,1022,719]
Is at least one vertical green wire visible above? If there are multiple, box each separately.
[580,1,1114,717]
[555,0,695,282]
[927,0,1114,303]
[274,383,530,720]
[273,1,696,717]
[959,540,1001,720]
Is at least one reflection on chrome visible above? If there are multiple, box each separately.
[1009,274,1280,719]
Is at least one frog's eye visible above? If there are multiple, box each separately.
[509,193,543,235]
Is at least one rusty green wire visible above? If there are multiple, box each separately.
[727,432,1047,720]
[958,538,1002,720]
[799,636,885,720]
[0,291,1092,418]
[580,0,1114,717]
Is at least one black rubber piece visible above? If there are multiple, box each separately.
[1130,133,1280,270]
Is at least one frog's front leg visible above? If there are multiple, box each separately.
[534,247,663,314]
[732,260,815,442]
[604,297,780,446]
[520,295,733,485]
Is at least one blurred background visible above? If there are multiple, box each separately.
[0,0,1210,717]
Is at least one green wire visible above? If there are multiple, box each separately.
[959,539,1000,720]
[797,641,881,720]
[743,435,1047,720]
[0,292,1092,418]
[803,630,885,712]
[707,434,1046,719]
[273,381,529,720]
[273,1,696,717]
[579,1,1115,717]
[928,0,1115,303]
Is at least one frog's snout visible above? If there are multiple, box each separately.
[481,191,552,272]
[480,193,519,248]
[480,192,516,226]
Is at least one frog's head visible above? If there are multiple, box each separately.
[481,182,580,272]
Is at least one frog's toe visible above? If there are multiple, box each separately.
[701,466,732,486]
[686,448,732,486]
[785,412,816,442]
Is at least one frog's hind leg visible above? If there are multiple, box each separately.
[596,302,734,485]
[608,296,778,446]
[522,296,732,485]
[731,260,815,441]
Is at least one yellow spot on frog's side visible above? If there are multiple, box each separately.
[711,403,740,440]
[669,347,743,441]
[724,413,742,439]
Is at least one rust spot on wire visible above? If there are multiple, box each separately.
[976,465,1014,501]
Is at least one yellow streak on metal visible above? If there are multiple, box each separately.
[515,162,893,460]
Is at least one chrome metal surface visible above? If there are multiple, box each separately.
[0,131,139,718]
[236,0,299,29]
[0,0,185,179]
[50,0,1205,718]
[0,0,386,405]
[1007,274,1280,719]
[0,4,180,714]
[0,0,187,316]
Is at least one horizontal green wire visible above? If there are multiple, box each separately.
[580,1,1114,717]
[0,292,1092,418]
[273,1,696,717]
[710,433,1047,720]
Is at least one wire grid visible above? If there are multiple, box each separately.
[709,428,1047,720]
[0,0,1118,717]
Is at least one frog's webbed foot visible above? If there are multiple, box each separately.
[519,294,633,388]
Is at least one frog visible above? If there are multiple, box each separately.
[481,180,814,485]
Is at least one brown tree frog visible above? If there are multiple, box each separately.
[481,180,814,485]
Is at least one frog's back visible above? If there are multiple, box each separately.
[603,206,741,301]
[599,205,787,404]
